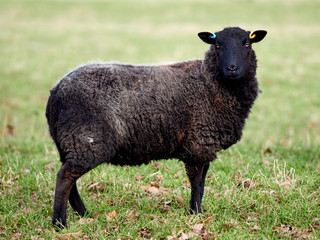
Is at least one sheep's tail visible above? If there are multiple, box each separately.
[45,90,60,149]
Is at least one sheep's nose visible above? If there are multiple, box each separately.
[227,65,238,73]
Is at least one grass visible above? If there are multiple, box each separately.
[0,0,320,239]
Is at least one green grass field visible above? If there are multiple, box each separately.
[1,0,319,239]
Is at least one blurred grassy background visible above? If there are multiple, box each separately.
[0,0,319,238]
[1,0,319,148]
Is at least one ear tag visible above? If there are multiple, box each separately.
[209,32,216,39]
[249,32,256,39]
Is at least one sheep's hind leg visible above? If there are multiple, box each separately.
[52,161,87,229]
[69,182,90,217]
[185,162,209,214]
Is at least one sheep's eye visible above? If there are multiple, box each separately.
[215,44,220,49]
[245,42,250,48]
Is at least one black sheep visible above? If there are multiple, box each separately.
[46,27,267,228]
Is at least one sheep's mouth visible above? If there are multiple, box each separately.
[221,67,245,80]
[224,73,244,81]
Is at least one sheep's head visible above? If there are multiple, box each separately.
[199,27,267,81]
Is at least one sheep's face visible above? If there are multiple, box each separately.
[199,27,267,81]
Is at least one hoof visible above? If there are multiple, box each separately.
[189,209,203,214]
[52,218,67,231]
[82,210,93,219]
[75,210,92,218]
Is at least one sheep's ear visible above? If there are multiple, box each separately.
[198,32,216,44]
[249,30,267,43]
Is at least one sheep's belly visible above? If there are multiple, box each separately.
[109,148,174,166]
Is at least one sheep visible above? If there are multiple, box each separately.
[46,27,267,229]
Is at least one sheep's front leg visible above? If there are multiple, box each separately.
[200,162,210,205]
[52,162,87,229]
[185,162,210,214]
